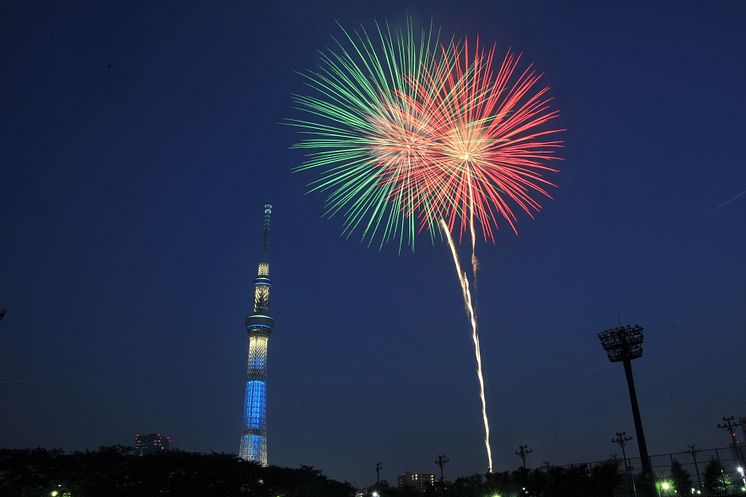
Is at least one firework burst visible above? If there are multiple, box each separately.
[292,28,561,249]
[401,37,563,243]
[290,20,442,251]
[291,21,565,474]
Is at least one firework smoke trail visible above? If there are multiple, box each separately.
[468,182,479,288]
[440,218,493,473]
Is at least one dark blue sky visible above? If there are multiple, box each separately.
[2,0,745,486]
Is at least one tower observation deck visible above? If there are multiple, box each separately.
[239,204,274,465]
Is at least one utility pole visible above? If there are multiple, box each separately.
[515,444,533,469]
[375,461,382,484]
[542,461,551,473]
[434,454,449,482]
[613,432,637,497]
[686,444,702,490]
[612,431,633,473]
[718,415,744,465]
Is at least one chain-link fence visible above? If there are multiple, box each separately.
[555,445,746,496]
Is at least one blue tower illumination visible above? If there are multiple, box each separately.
[239,204,274,465]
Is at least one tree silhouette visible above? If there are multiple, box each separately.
[670,459,692,494]
[703,457,732,494]
[0,448,355,497]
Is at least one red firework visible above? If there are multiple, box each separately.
[398,37,563,241]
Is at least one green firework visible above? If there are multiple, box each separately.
[289,19,442,251]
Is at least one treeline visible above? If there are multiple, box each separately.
[1,448,739,497]
[0,446,354,497]
[372,457,739,497]
[372,460,623,497]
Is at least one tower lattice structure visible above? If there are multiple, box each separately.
[239,204,274,465]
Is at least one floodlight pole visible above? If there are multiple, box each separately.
[598,325,653,481]
[622,357,651,476]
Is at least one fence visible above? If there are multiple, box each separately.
[555,445,746,496]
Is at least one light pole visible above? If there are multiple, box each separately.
[598,324,653,481]
[736,466,745,492]
[375,461,382,484]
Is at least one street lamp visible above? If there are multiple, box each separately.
[598,324,653,479]
[656,479,674,496]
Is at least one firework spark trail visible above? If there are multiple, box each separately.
[440,218,493,473]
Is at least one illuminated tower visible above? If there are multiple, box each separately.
[239,204,274,465]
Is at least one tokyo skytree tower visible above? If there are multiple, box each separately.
[239,204,274,465]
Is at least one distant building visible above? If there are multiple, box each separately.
[398,472,435,492]
[135,433,171,455]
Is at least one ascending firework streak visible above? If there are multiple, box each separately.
[441,218,492,471]
[291,20,563,473]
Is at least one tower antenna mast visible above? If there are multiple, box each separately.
[239,203,276,466]
[262,204,272,262]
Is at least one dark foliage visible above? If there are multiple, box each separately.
[703,458,733,494]
[670,459,692,494]
[0,449,631,497]
[367,459,622,497]
[0,447,354,497]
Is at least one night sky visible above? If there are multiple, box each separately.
[2,0,745,486]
